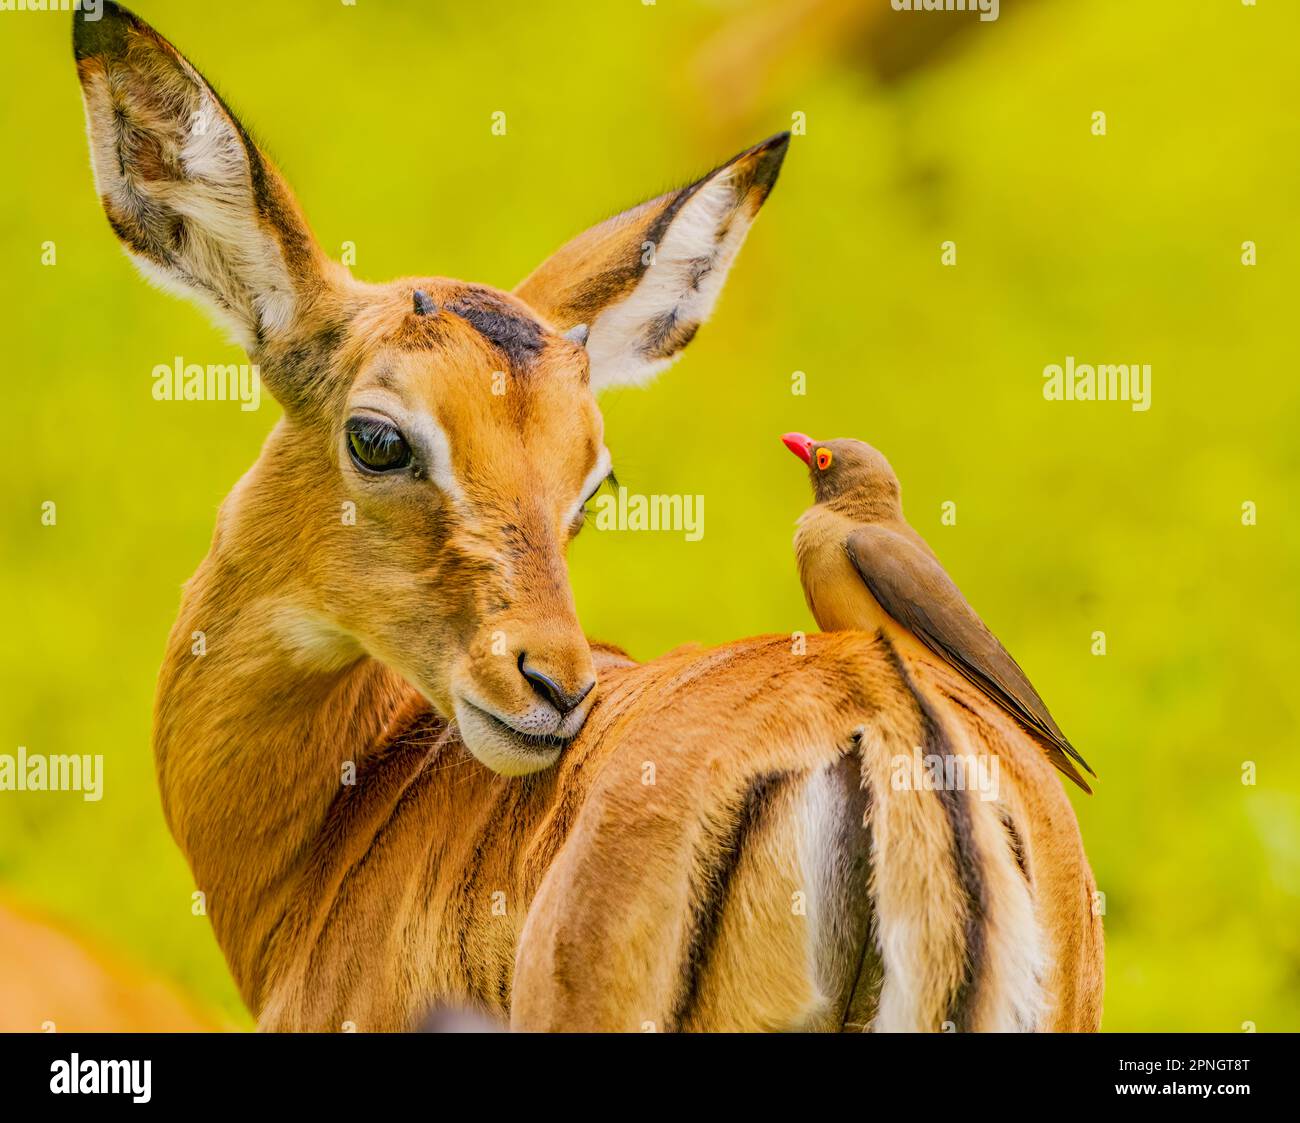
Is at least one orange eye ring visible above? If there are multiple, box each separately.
[815,448,833,471]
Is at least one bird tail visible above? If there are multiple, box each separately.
[1044,737,1095,794]
[1034,702,1098,792]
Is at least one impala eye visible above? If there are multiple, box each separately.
[584,470,615,507]
[346,416,411,473]
[570,470,616,536]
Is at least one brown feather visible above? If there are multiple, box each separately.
[844,526,1095,793]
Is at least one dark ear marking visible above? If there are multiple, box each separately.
[413,290,438,316]
[513,130,790,391]
[73,1,137,61]
[643,310,698,360]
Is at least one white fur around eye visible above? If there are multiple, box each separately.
[567,448,613,527]
[347,392,467,505]
[409,413,466,505]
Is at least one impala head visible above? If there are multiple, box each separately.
[75,3,787,775]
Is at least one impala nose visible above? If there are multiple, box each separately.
[518,654,595,718]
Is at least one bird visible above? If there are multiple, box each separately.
[781,432,1095,793]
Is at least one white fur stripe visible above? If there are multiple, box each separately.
[586,171,753,390]
[859,737,969,1032]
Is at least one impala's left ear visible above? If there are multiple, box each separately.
[515,133,789,390]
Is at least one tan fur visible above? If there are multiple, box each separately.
[76,4,1102,1032]
[0,897,221,1032]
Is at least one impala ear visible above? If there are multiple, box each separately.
[515,133,790,391]
[73,2,333,357]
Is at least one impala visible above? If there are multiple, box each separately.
[75,3,1102,1031]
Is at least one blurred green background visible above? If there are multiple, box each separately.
[2,0,1297,1031]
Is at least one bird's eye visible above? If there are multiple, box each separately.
[816,448,833,470]
[346,416,411,473]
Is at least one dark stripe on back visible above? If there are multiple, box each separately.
[943,691,1032,885]
[880,636,988,1032]
[670,770,789,1029]
[999,806,1031,882]
[838,763,882,1031]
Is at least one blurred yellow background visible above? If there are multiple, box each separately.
[1,0,1297,1030]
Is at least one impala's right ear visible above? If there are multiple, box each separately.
[73,3,333,358]
[515,133,790,391]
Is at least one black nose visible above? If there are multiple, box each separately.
[519,655,594,717]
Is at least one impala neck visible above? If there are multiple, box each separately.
[152,485,420,1009]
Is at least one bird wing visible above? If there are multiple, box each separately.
[845,526,1095,793]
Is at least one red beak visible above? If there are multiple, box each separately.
[781,432,816,466]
